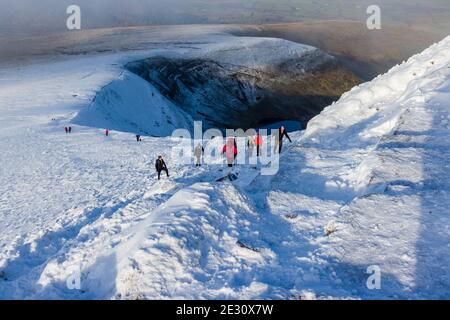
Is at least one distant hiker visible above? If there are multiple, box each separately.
[65,127,68,134]
[68,127,72,133]
[155,156,169,180]
[255,132,263,157]
[136,135,142,142]
[274,126,292,154]
[194,143,204,167]
[247,136,255,157]
[222,137,238,167]
[105,129,109,136]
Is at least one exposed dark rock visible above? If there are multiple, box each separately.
[127,51,361,130]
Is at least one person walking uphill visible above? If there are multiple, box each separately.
[255,132,263,157]
[274,126,292,154]
[194,143,204,167]
[222,137,238,167]
[155,156,169,180]
[247,135,255,157]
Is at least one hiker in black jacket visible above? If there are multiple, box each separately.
[155,156,169,180]
[274,126,292,154]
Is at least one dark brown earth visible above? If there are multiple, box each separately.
[230,21,444,80]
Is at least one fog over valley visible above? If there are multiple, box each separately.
[1,0,449,40]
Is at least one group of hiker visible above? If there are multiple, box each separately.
[155,126,293,180]
[64,125,291,180]
[195,126,293,169]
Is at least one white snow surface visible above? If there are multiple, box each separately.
[0,27,449,299]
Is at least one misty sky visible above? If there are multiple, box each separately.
[1,0,449,40]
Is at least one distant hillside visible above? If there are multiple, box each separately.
[126,38,360,130]
[231,21,444,80]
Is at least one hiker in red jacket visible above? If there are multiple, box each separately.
[222,137,238,167]
[255,132,263,157]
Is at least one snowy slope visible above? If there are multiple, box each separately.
[0,29,449,299]
[73,71,193,136]
[106,35,450,299]
[262,36,450,298]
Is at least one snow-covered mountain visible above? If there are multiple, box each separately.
[0,28,449,299]
[73,36,359,134]
[125,38,359,130]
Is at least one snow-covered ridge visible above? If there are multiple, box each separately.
[73,71,193,137]
[305,36,450,144]
[303,36,450,195]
